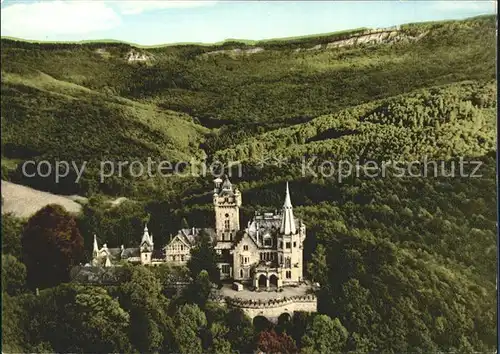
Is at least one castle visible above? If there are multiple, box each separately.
[91,176,307,289]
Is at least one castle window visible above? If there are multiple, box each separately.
[243,245,248,251]
[286,242,291,249]
[240,269,243,278]
[181,245,184,251]
[181,255,185,261]
[286,271,291,279]
[222,264,230,274]
[224,220,230,229]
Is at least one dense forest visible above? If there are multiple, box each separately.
[1,15,498,353]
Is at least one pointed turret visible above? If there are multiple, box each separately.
[93,234,99,254]
[141,223,153,246]
[213,177,223,194]
[221,175,233,193]
[280,182,296,235]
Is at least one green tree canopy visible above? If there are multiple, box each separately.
[2,254,26,296]
[301,314,349,354]
[187,230,221,285]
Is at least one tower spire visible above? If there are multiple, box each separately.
[284,181,292,208]
[280,182,296,235]
[141,223,153,246]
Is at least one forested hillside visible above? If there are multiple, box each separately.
[1,15,497,353]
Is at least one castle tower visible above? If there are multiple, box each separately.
[140,223,153,265]
[213,176,241,242]
[277,182,305,284]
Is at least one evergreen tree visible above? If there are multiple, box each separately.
[187,230,221,285]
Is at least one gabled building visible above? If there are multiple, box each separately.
[164,227,217,265]
[91,225,163,266]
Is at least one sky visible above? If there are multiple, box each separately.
[0,0,497,45]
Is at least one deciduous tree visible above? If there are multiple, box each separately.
[22,204,84,289]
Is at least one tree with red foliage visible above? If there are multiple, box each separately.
[257,330,297,354]
[22,204,84,289]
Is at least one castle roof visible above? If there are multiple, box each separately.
[218,175,237,197]
[172,227,217,246]
[152,249,164,259]
[121,247,140,258]
[141,223,153,246]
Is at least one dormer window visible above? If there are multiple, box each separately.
[243,245,248,251]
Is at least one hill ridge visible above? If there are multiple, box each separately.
[0,14,493,48]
